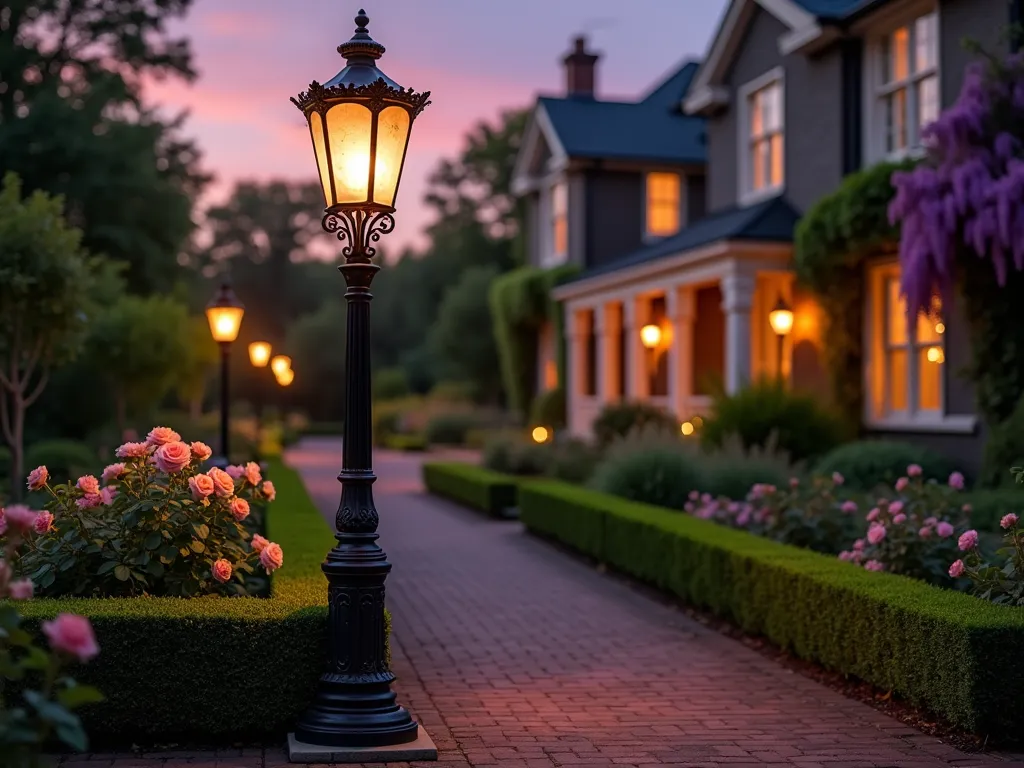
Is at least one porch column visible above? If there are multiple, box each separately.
[623,298,642,399]
[721,271,756,394]
[672,287,695,419]
[602,302,622,401]
[591,304,606,403]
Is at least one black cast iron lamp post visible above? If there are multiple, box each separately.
[290,8,430,751]
[768,295,794,379]
[248,341,272,445]
[205,282,245,467]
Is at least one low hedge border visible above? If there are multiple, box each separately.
[13,458,349,745]
[383,433,428,452]
[517,479,1024,739]
[422,462,517,518]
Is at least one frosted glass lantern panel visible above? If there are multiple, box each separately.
[372,106,411,207]
[325,103,373,204]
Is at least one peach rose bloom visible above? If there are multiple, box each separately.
[211,559,233,583]
[243,461,262,486]
[33,511,54,534]
[190,441,213,462]
[42,614,100,662]
[188,473,215,500]
[261,481,276,502]
[76,494,102,509]
[5,505,38,533]
[229,497,250,522]
[8,578,34,600]
[251,533,270,553]
[259,542,284,573]
[101,463,126,485]
[208,467,235,498]
[26,466,48,491]
[115,441,149,459]
[154,441,191,474]
[225,465,244,479]
[77,475,100,495]
[145,426,181,446]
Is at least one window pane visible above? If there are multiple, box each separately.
[888,349,908,411]
[917,75,938,132]
[886,278,908,345]
[887,27,910,82]
[886,89,908,152]
[750,94,764,138]
[766,83,783,132]
[916,310,942,344]
[770,133,784,187]
[918,347,942,411]
[915,13,937,72]
[752,139,767,190]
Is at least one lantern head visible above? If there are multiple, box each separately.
[768,296,794,337]
[205,282,245,344]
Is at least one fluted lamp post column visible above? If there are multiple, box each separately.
[287,9,434,763]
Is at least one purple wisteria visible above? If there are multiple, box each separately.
[889,52,1024,317]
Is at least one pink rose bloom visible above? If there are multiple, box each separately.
[243,461,262,486]
[893,513,907,525]
[0,509,6,536]
[789,477,800,488]
[949,559,966,578]
[33,511,54,534]
[936,521,955,538]
[42,614,99,662]
[889,501,904,515]
[225,465,245,479]
[76,475,100,495]
[1001,513,1019,530]
[838,551,854,562]
[188,474,215,500]
[924,516,939,527]
[832,472,844,486]
[958,529,979,551]
[700,493,712,504]
[8,578,34,600]
[866,508,880,523]
[259,542,284,573]
[154,441,191,474]
[841,500,858,514]
[853,538,865,551]
[208,467,235,498]
[251,534,270,553]
[261,481,276,502]
[736,509,752,527]
[907,464,923,477]
[211,559,233,583]
[229,497,250,522]
[26,466,49,491]
[5,505,38,533]
[101,463,126,485]
[895,477,909,492]
[145,426,181,446]
[76,494,102,510]
[684,502,695,513]
[864,560,885,572]
[190,441,213,462]
[962,503,973,514]
[100,486,118,505]
[688,490,699,501]
[115,441,149,459]
[867,524,887,545]
[919,526,933,538]
[948,471,965,490]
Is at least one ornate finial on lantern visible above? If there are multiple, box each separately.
[338,8,385,61]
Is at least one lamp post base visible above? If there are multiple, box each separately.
[287,726,436,763]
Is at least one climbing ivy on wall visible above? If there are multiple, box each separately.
[793,159,915,432]
[489,264,578,419]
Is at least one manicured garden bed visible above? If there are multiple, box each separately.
[14,458,337,745]
[422,462,518,518]
[514,478,1024,739]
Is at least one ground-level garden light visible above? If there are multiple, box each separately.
[205,281,244,468]
[288,8,431,757]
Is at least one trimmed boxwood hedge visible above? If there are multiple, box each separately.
[422,462,517,518]
[517,479,1024,738]
[12,458,355,746]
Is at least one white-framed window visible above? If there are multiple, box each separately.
[738,68,784,205]
[552,181,568,260]
[866,262,946,425]
[645,172,681,238]
[865,8,939,161]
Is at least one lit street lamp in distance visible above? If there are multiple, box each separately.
[204,282,245,468]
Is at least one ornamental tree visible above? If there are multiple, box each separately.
[0,173,95,499]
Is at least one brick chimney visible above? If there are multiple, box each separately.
[563,36,599,99]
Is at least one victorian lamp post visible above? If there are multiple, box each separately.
[289,9,430,750]
[205,282,245,467]
[768,295,794,380]
[248,341,272,443]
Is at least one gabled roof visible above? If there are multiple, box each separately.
[790,0,874,18]
[568,195,801,283]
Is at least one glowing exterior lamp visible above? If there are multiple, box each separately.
[249,341,272,368]
[531,426,551,444]
[276,367,295,387]
[271,355,292,378]
[640,323,662,349]
[768,296,794,337]
[680,421,695,437]
[205,283,245,344]
[927,346,945,364]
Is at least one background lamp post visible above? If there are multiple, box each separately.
[271,355,292,378]
[205,282,244,467]
[275,367,294,387]
[768,296,794,379]
[289,9,431,752]
[249,341,272,447]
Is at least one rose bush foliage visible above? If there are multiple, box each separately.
[8,426,283,598]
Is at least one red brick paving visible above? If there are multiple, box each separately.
[62,440,1024,767]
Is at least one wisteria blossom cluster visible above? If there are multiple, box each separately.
[5,426,283,598]
[837,464,968,584]
[890,51,1024,316]
[0,501,103,759]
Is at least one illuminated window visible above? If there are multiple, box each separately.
[552,181,568,259]
[645,172,680,237]
[867,263,944,421]
[744,77,784,199]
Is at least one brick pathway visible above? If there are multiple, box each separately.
[63,440,1024,767]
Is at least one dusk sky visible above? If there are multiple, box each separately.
[148,0,728,254]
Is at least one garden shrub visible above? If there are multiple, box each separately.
[981,392,1024,488]
[482,434,549,476]
[962,488,1024,533]
[518,479,1024,738]
[548,437,599,484]
[382,433,428,452]
[590,442,701,511]
[373,367,410,401]
[701,379,845,463]
[422,462,517,517]
[815,440,955,492]
[530,387,566,429]
[425,412,480,446]
[591,401,677,450]
[698,434,795,500]
[24,439,98,482]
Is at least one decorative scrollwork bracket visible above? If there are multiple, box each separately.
[321,209,396,261]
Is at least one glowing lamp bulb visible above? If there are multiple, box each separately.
[249,341,272,368]
[640,324,662,349]
[271,355,292,377]
[531,426,550,444]
[926,347,945,364]
[681,421,695,436]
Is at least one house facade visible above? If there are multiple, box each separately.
[512,0,1019,472]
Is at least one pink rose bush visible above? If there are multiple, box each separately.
[5,427,283,598]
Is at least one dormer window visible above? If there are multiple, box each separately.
[645,172,681,238]
[552,181,568,260]
[738,68,784,205]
